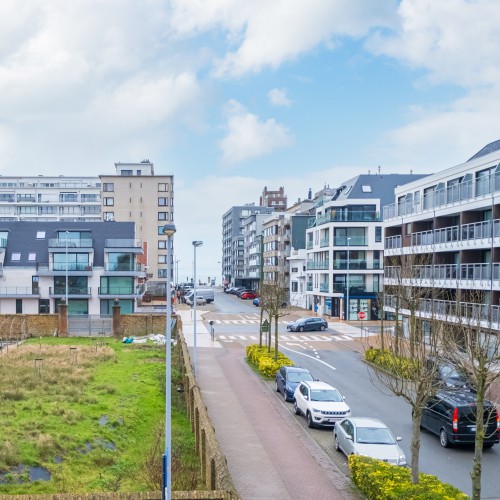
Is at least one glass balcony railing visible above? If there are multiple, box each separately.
[52,263,92,271]
[98,287,136,295]
[50,287,91,295]
[319,283,329,293]
[306,260,329,270]
[105,263,144,272]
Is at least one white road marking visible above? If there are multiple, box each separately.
[280,345,337,370]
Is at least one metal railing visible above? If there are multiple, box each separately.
[105,239,143,248]
[50,287,91,295]
[306,260,330,270]
[48,238,93,248]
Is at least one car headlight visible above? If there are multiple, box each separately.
[311,407,322,413]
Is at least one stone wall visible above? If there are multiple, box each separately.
[0,313,58,339]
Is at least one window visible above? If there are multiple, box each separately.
[158,240,166,249]
[158,197,168,206]
[103,183,114,192]
[39,299,50,314]
[292,282,298,292]
[158,269,168,278]
[158,212,168,220]
[375,227,382,242]
[158,255,167,264]
[36,231,46,239]
[104,212,114,221]
[121,170,133,176]
[11,252,21,261]
[361,185,372,193]
[28,253,36,261]
[158,183,169,192]
[16,299,22,314]
[103,197,114,206]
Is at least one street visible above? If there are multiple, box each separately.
[199,289,500,499]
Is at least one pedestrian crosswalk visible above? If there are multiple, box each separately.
[214,319,290,325]
[214,333,354,342]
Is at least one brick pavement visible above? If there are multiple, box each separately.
[181,311,359,500]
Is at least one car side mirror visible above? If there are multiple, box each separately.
[345,435,352,441]
[342,396,345,401]
[304,395,309,401]
[396,437,402,442]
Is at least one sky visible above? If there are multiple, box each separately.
[1,0,500,282]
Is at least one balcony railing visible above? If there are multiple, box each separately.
[105,263,144,272]
[385,263,500,281]
[52,263,92,271]
[319,283,329,293]
[0,287,38,295]
[333,237,366,246]
[306,260,330,270]
[50,287,91,295]
[333,260,370,270]
[98,287,137,295]
[311,211,381,227]
[306,282,313,291]
[105,239,142,248]
[319,237,329,247]
[306,240,313,249]
[49,238,93,248]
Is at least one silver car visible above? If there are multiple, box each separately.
[334,417,406,466]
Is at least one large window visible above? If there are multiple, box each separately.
[53,253,90,271]
[158,183,169,192]
[103,183,114,192]
[101,299,133,314]
[100,276,134,295]
[54,276,88,294]
[103,197,114,206]
[158,197,168,206]
[333,227,366,246]
[108,252,134,271]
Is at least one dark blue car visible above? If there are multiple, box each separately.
[276,366,314,402]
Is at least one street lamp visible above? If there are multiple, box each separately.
[346,237,351,321]
[65,231,69,308]
[192,241,203,379]
[162,223,176,500]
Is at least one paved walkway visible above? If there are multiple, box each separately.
[178,310,359,500]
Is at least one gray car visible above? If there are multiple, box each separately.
[334,417,406,466]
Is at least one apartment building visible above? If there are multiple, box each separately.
[0,221,144,316]
[0,176,101,222]
[260,186,287,211]
[99,161,174,283]
[383,140,500,334]
[222,204,274,287]
[288,248,307,308]
[306,174,425,319]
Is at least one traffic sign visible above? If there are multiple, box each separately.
[357,311,366,320]
[261,319,269,332]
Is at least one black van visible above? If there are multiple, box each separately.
[421,391,499,448]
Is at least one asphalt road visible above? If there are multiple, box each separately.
[204,288,500,499]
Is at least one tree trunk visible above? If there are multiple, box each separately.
[471,375,486,500]
[274,315,279,362]
[410,406,422,484]
[259,307,264,348]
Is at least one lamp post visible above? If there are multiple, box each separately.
[65,231,69,308]
[346,237,351,321]
[192,241,203,379]
[162,224,176,500]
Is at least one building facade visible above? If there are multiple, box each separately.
[383,140,500,335]
[0,221,144,315]
[260,186,287,211]
[222,205,274,287]
[306,174,426,319]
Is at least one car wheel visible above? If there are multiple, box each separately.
[275,380,280,392]
[283,390,288,402]
[293,400,300,415]
[320,325,326,331]
[299,326,304,332]
[307,411,314,429]
[439,429,450,448]
[334,434,341,452]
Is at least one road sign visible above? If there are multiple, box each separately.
[357,311,366,320]
[261,319,269,332]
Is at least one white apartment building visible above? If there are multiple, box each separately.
[306,174,424,319]
[383,140,500,334]
[288,248,307,308]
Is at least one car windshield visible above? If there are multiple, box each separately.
[356,427,396,445]
[310,389,342,402]
[440,365,464,381]
[288,372,313,383]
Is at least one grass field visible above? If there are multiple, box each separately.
[0,337,202,494]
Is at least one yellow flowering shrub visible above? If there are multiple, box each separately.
[246,344,294,377]
[349,455,468,499]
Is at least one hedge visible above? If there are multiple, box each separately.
[349,455,469,499]
[365,347,420,379]
[246,344,294,377]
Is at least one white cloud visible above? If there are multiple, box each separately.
[169,0,398,77]
[368,0,500,89]
[268,88,292,107]
[219,100,293,165]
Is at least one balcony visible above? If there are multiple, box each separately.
[311,211,381,227]
[333,237,367,246]
[306,282,313,291]
[105,239,143,252]
[49,286,91,297]
[333,260,369,270]
[319,283,329,293]
[385,235,402,250]
[306,260,329,270]
[98,286,140,297]
[49,238,93,248]
[36,262,93,276]
[306,240,313,249]
[319,237,329,248]
[0,286,40,297]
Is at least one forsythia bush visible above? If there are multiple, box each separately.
[246,344,294,377]
[365,347,420,379]
[349,456,469,499]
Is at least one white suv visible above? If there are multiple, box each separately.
[293,381,350,428]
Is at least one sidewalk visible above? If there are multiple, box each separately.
[178,310,359,500]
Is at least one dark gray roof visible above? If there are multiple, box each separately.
[0,221,135,267]
[467,140,500,162]
[333,173,429,211]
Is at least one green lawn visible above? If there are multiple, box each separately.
[0,337,202,494]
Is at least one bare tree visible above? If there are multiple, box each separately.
[372,253,445,484]
[441,291,500,500]
[260,275,289,360]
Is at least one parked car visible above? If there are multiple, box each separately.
[224,287,236,294]
[253,297,260,306]
[426,357,475,392]
[193,288,214,303]
[185,294,207,306]
[287,317,328,332]
[420,390,500,448]
[293,380,350,428]
[240,290,258,300]
[334,417,407,466]
[275,366,314,402]
[230,286,246,295]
